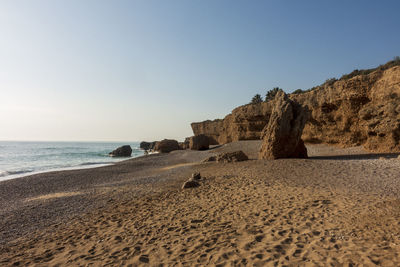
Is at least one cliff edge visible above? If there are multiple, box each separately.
[192,65,400,152]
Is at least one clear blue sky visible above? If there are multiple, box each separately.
[1,0,399,141]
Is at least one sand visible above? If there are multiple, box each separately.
[1,141,400,266]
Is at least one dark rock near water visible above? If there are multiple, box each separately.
[140,141,156,151]
[154,139,180,153]
[109,145,132,157]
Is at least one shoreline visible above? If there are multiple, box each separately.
[0,141,144,182]
[0,153,146,183]
[0,162,113,182]
[0,147,215,247]
[2,141,400,265]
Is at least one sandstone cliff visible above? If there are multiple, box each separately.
[191,102,273,145]
[192,65,400,152]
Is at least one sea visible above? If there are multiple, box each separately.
[0,141,144,182]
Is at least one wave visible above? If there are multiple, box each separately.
[32,151,109,158]
[0,169,34,177]
[43,147,85,150]
[0,143,144,181]
[78,161,113,166]
[33,150,143,158]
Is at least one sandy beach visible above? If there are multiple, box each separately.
[1,141,400,266]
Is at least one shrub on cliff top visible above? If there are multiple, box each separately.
[292,57,400,96]
[325,78,337,86]
[250,94,263,104]
[265,87,283,102]
[340,57,400,80]
[292,89,305,94]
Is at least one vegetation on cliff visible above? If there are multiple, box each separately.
[250,94,263,104]
[193,58,400,152]
[292,57,400,94]
[265,87,283,102]
[340,56,400,80]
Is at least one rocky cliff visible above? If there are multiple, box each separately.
[191,65,400,152]
[191,102,273,145]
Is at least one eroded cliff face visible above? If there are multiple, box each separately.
[191,102,273,145]
[191,66,400,152]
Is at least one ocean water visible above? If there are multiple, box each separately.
[0,141,144,181]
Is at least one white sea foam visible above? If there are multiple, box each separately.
[0,141,143,181]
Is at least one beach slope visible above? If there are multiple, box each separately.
[1,141,400,266]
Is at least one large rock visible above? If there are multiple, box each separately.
[189,134,210,150]
[109,145,132,157]
[179,137,191,150]
[259,91,308,159]
[181,179,200,189]
[218,151,248,162]
[191,103,272,145]
[206,151,249,163]
[191,65,400,153]
[140,141,156,151]
[154,139,180,153]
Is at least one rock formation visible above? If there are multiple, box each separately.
[191,103,273,145]
[109,145,132,157]
[191,65,400,153]
[292,66,400,152]
[189,134,210,150]
[217,151,249,163]
[182,173,202,189]
[154,139,180,153]
[178,142,186,150]
[181,179,200,189]
[139,141,156,151]
[259,91,308,159]
[204,151,249,163]
[181,137,191,150]
[191,172,201,180]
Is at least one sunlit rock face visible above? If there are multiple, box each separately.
[192,66,400,153]
[259,91,308,160]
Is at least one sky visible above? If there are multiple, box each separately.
[1,0,399,142]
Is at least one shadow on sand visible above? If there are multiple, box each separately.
[208,145,224,150]
[310,153,400,160]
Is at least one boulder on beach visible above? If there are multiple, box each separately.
[179,137,191,150]
[140,141,156,151]
[202,155,217,162]
[178,142,185,150]
[109,145,132,157]
[216,150,249,163]
[192,172,201,180]
[182,180,200,189]
[203,151,248,163]
[189,134,210,150]
[259,91,308,159]
[182,172,202,189]
[154,139,180,153]
[178,140,188,150]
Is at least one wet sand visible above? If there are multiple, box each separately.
[1,141,400,266]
